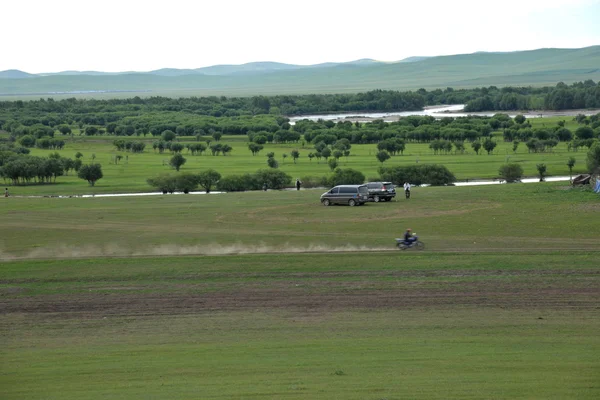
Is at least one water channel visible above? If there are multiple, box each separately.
[25,176,572,199]
[288,104,599,124]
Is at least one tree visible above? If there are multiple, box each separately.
[161,130,176,142]
[512,141,519,153]
[169,153,186,171]
[556,128,573,141]
[328,158,338,171]
[308,152,315,162]
[498,163,523,183]
[170,143,184,153]
[210,143,223,156]
[575,126,594,140]
[483,138,497,155]
[587,142,600,173]
[290,149,300,164]
[567,157,576,180]
[376,150,391,164]
[19,135,36,148]
[267,157,278,169]
[85,126,98,136]
[175,173,200,193]
[333,150,343,160]
[514,114,526,124]
[75,152,83,159]
[196,169,221,193]
[248,143,264,156]
[471,141,482,155]
[253,135,267,145]
[212,132,222,142]
[61,157,75,175]
[321,147,332,160]
[221,144,232,156]
[536,163,547,182]
[147,174,177,194]
[58,125,72,135]
[77,163,103,186]
[282,153,288,163]
[45,158,64,182]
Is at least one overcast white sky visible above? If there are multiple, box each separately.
[2,0,599,73]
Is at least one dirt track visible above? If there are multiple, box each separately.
[2,244,600,261]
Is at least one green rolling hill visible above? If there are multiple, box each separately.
[0,46,598,97]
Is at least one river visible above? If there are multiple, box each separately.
[20,177,572,199]
[288,104,600,124]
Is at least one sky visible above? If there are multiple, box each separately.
[2,0,600,73]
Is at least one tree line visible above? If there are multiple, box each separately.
[2,82,600,138]
[0,144,103,186]
[465,81,600,112]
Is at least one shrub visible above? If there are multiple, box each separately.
[216,174,260,192]
[499,163,524,183]
[379,164,456,186]
[298,176,329,188]
[329,168,365,186]
[255,169,291,190]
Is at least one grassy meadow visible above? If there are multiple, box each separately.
[1,182,600,398]
[2,116,593,196]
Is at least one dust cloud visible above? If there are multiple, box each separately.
[0,243,390,261]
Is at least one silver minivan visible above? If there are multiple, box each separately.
[320,185,369,206]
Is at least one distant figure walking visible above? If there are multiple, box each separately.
[4,188,8,197]
[403,182,411,199]
[296,179,302,191]
[263,182,268,192]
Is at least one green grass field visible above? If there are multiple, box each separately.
[2,116,593,196]
[1,182,599,399]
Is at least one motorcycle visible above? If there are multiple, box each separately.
[395,236,424,250]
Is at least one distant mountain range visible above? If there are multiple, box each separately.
[0,47,598,97]
[0,59,394,79]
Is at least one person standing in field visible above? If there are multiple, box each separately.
[296,179,302,191]
[403,182,411,199]
[4,188,8,197]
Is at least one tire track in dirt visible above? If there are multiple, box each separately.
[1,244,599,261]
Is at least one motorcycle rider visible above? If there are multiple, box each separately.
[404,228,416,245]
